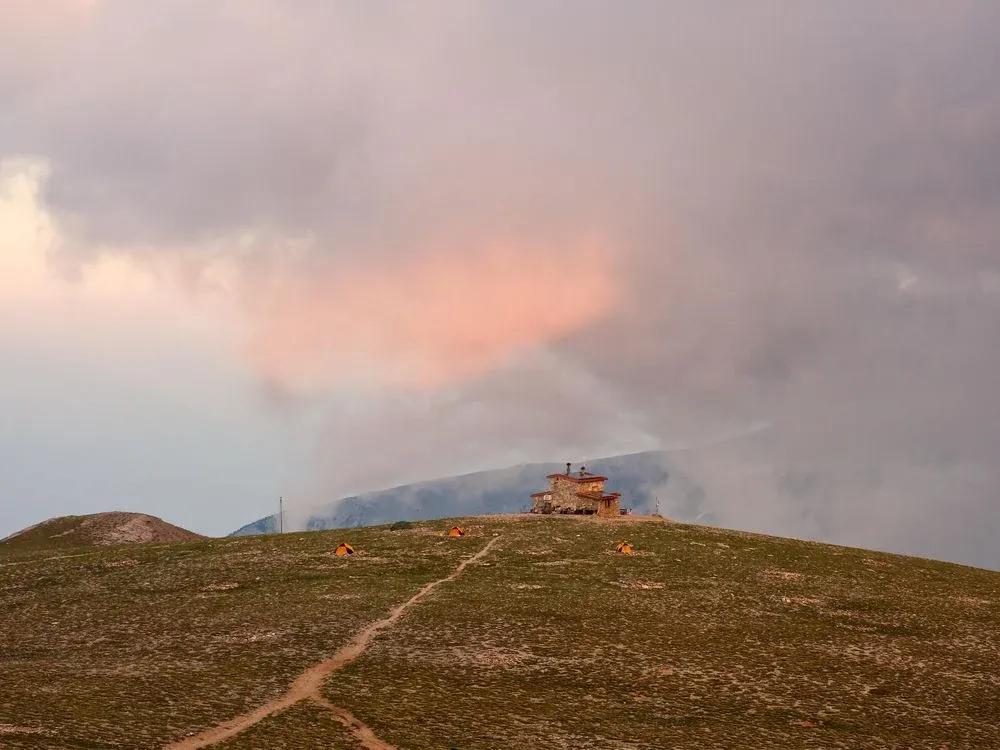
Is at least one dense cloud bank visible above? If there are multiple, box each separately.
[2,2,999,566]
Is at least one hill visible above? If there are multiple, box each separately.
[0,511,205,550]
[231,451,709,536]
[1,515,997,748]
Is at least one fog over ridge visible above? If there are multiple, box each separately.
[1,1,999,567]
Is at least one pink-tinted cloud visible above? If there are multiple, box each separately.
[241,236,620,390]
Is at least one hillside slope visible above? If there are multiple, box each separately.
[0,512,205,550]
[1,515,997,748]
[231,450,709,536]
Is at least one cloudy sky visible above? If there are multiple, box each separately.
[2,2,999,567]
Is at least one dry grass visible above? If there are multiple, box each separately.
[320,517,1000,750]
[0,525,474,747]
[1,516,997,748]
[213,700,361,749]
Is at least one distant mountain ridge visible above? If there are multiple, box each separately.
[230,451,714,536]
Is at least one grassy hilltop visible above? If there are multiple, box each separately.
[1,515,997,749]
[1,512,205,550]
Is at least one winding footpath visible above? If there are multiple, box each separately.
[166,536,501,749]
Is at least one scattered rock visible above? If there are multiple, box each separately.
[0,725,46,736]
[619,580,665,590]
[202,582,240,592]
[762,569,804,581]
[104,559,141,568]
[952,595,992,606]
[780,596,822,605]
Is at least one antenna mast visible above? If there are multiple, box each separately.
[279,496,284,534]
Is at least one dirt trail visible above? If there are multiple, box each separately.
[311,696,395,750]
[166,536,500,749]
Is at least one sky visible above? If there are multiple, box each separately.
[1,1,999,567]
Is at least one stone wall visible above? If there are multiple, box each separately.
[596,496,621,518]
[531,475,606,513]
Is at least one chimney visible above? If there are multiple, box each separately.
[566,462,572,475]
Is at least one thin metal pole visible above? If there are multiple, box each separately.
[279,496,283,534]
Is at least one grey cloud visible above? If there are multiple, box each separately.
[3,1,1000,566]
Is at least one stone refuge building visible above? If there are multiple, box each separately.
[530,464,622,517]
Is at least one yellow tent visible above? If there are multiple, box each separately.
[448,526,465,537]
[616,541,634,555]
[334,542,355,556]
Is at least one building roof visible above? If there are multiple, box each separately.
[576,491,621,501]
[545,472,609,483]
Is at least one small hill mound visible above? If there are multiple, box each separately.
[1,512,205,550]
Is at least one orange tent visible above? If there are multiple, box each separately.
[334,542,355,556]
[447,526,465,537]
[616,541,634,555]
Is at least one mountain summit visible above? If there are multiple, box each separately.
[230,450,709,536]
